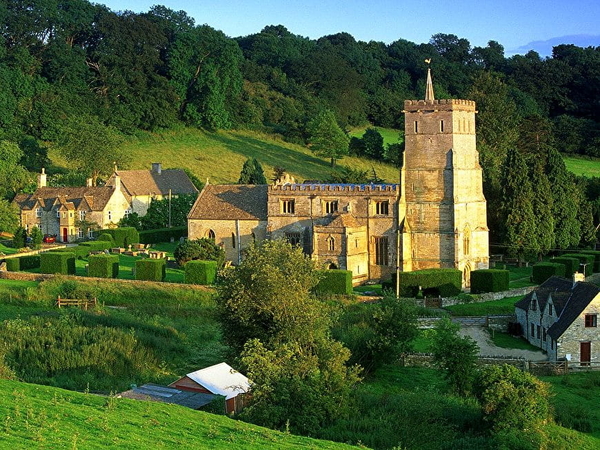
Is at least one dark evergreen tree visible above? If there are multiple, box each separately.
[362,128,384,160]
[238,158,267,184]
[529,158,555,258]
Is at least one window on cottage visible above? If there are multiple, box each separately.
[414,121,418,133]
[36,208,42,217]
[326,236,335,252]
[56,210,60,218]
[231,233,236,248]
[548,304,553,315]
[551,340,554,350]
[374,236,389,266]
[324,200,338,214]
[375,200,389,215]
[543,328,547,341]
[530,323,535,337]
[531,300,537,311]
[286,232,302,247]
[281,199,295,214]
[585,314,597,328]
[88,229,94,239]
[206,229,215,240]
[78,228,84,239]
[536,325,541,338]
[107,211,112,221]
[463,234,470,255]
[355,238,359,248]
[79,210,86,221]
[440,120,444,132]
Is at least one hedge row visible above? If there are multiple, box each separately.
[383,269,462,297]
[5,255,42,272]
[88,254,119,278]
[96,227,139,247]
[6,258,20,271]
[139,226,187,244]
[532,262,566,285]
[184,260,217,285]
[40,252,76,275]
[135,259,166,281]
[580,250,600,273]
[550,257,580,278]
[560,253,595,276]
[80,241,113,252]
[470,269,509,294]
[314,269,353,295]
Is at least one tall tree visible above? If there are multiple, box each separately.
[529,158,555,258]
[238,158,267,184]
[306,109,349,167]
[361,127,384,160]
[0,140,30,200]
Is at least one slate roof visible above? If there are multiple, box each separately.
[184,362,251,400]
[188,185,268,221]
[119,384,215,409]
[108,169,198,197]
[13,186,116,212]
[516,276,600,340]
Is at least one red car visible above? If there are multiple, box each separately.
[43,235,56,243]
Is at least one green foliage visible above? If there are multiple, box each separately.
[88,254,119,279]
[185,260,217,285]
[551,256,582,278]
[238,158,267,184]
[430,318,479,396]
[386,269,462,297]
[579,250,600,273]
[139,194,198,230]
[532,262,567,284]
[314,269,352,295]
[79,241,113,253]
[445,296,523,317]
[19,255,41,270]
[96,227,140,248]
[474,364,551,435]
[139,226,187,244]
[306,110,349,167]
[135,259,166,282]
[5,258,19,272]
[12,226,27,249]
[0,140,30,200]
[96,233,114,244]
[0,199,20,234]
[174,238,225,267]
[29,226,43,250]
[40,252,76,275]
[470,269,509,294]
[560,253,595,276]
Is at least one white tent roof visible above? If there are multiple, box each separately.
[186,362,251,400]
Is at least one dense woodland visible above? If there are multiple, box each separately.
[0,0,599,254]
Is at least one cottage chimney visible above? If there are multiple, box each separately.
[38,168,47,188]
[152,162,162,175]
[113,174,121,190]
[573,271,585,287]
[86,178,93,187]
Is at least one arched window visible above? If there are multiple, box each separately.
[231,232,236,248]
[326,236,335,251]
[206,229,215,240]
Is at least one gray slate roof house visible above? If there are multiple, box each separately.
[515,275,600,364]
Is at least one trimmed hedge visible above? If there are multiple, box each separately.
[560,253,595,276]
[383,269,462,297]
[97,233,114,244]
[550,257,580,278]
[185,260,217,285]
[96,227,139,247]
[19,255,41,270]
[314,269,353,295]
[532,262,566,285]
[135,258,166,282]
[139,226,187,244]
[6,258,19,271]
[470,269,510,294]
[88,254,119,278]
[578,250,600,273]
[80,241,113,252]
[40,252,76,275]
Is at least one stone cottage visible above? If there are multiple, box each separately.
[187,68,489,286]
[106,163,198,216]
[515,275,600,364]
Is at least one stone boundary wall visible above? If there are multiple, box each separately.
[438,286,536,308]
[401,353,527,370]
[0,270,213,292]
[487,315,517,332]
[1,245,68,260]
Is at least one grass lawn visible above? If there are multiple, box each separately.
[0,242,19,255]
[348,126,403,147]
[506,264,535,288]
[353,283,384,296]
[564,155,600,178]
[487,330,540,351]
[445,295,523,316]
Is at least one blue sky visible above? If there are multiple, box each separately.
[98,0,600,55]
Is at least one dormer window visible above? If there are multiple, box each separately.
[36,208,42,217]
[79,211,86,221]
[548,304,553,315]
[585,314,597,328]
[56,210,60,218]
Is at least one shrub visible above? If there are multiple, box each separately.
[135,258,166,281]
[96,227,139,247]
[6,258,19,271]
[139,226,187,244]
[550,257,580,278]
[174,238,225,267]
[532,262,566,284]
[40,252,76,275]
[384,269,462,297]
[88,254,119,278]
[560,253,595,276]
[80,241,112,253]
[97,233,114,244]
[19,255,41,270]
[579,250,600,273]
[185,260,217,285]
[470,269,509,294]
[313,269,353,295]
[13,226,27,249]
[29,226,43,249]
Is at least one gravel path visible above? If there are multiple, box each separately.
[458,325,547,361]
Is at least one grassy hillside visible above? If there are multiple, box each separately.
[563,155,600,178]
[348,127,403,146]
[50,128,401,185]
[0,379,358,449]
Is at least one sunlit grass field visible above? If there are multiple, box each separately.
[563,155,600,178]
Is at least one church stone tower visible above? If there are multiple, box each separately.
[400,67,489,286]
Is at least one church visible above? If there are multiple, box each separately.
[187,69,489,286]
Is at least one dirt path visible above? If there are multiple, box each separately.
[459,326,547,361]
